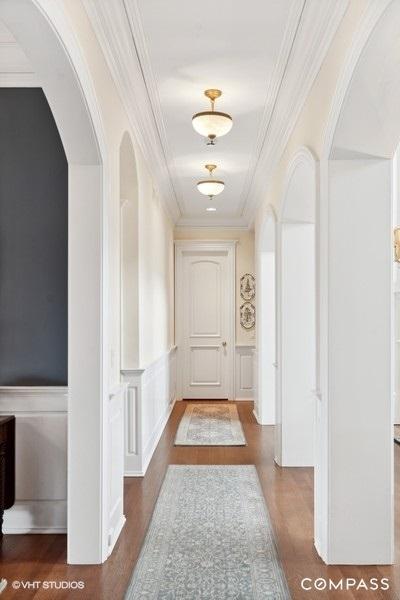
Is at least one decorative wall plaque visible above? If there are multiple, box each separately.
[240,302,255,330]
[240,273,255,301]
[394,227,400,262]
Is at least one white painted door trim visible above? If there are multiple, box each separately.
[175,240,236,400]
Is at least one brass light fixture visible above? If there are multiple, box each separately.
[197,164,225,199]
[192,89,233,145]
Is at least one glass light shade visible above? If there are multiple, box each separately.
[192,111,233,139]
[197,179,225,197]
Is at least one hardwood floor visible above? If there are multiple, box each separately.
[0,401,399,599]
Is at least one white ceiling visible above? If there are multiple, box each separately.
[131,0,299,223]
[89,0,348,227]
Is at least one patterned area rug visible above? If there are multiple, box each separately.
[174,403,246,446]
[125,465,290,599]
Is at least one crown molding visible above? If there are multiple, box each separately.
[83,0,181,223]
[236,0,305,217]
[84,0,348,227]
[242,0,349,224]
[176,215,249,229]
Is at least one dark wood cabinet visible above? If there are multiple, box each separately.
[0,416,15,536]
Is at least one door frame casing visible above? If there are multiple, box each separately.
[174,240,236,401]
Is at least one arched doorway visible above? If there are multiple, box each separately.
[0,0,109,564]
[316,0,399,564]
[276,147,317,467]
[256,208,277,425]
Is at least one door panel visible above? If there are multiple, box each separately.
[176,243,234,400]
[190,345,221,386]
[190,261,221,337]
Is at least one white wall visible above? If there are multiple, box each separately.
[139,179,175,367]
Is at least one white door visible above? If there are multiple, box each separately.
[175,241,235,400]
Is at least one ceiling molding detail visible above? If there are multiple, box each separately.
[242,0,349,224]
[84,0,348,227]
[176,216,250,229]
[83,0,181,223]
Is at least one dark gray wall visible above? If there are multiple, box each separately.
[0,88,68,385]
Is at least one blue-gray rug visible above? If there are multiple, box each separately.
[175,403,246,446]
[125,465,290,599]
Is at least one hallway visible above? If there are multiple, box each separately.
[0,401,398,599]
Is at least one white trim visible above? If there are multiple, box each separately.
[83,0,180,223]
[176,217,249,229]
[0,73,39,86]
[244,0,348,225]
[279,146,318,223]
[0,386,68,395]
[107,515,126,557]
[4,500,67,534]
[235,344,256,349]
[321,0,392,160]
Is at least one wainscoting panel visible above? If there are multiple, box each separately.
[235,345,255,400]
[0,387,68,533]
[122,346,177,476]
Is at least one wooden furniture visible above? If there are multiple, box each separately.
[0,416,15,536]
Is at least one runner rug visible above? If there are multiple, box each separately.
[174,402,246,446]
[124,465,290,599]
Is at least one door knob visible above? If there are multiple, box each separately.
[222,341,227,347]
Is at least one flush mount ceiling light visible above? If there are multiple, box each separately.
[197,164,225,199]
[192,89,233,145]
[206,207,217,212]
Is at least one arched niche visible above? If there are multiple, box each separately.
[277,147,317,467]
[316,0,398,565]
[256,207,277,425]
[120,132,139,369]
[0,0,109,564]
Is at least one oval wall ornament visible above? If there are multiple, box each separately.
[240,302,255,330]
[240,273,255,301]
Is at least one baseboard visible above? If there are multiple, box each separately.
[4,500,67,534]
[235,397,254,402]
[107,514,126,557]
[124,470,145,477]
[4,526,67,534]
[253,409,275,425]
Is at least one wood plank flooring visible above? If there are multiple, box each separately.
[0,401,399,599]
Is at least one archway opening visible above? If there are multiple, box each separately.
[316,0,400,564]
[0,0,108,564]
